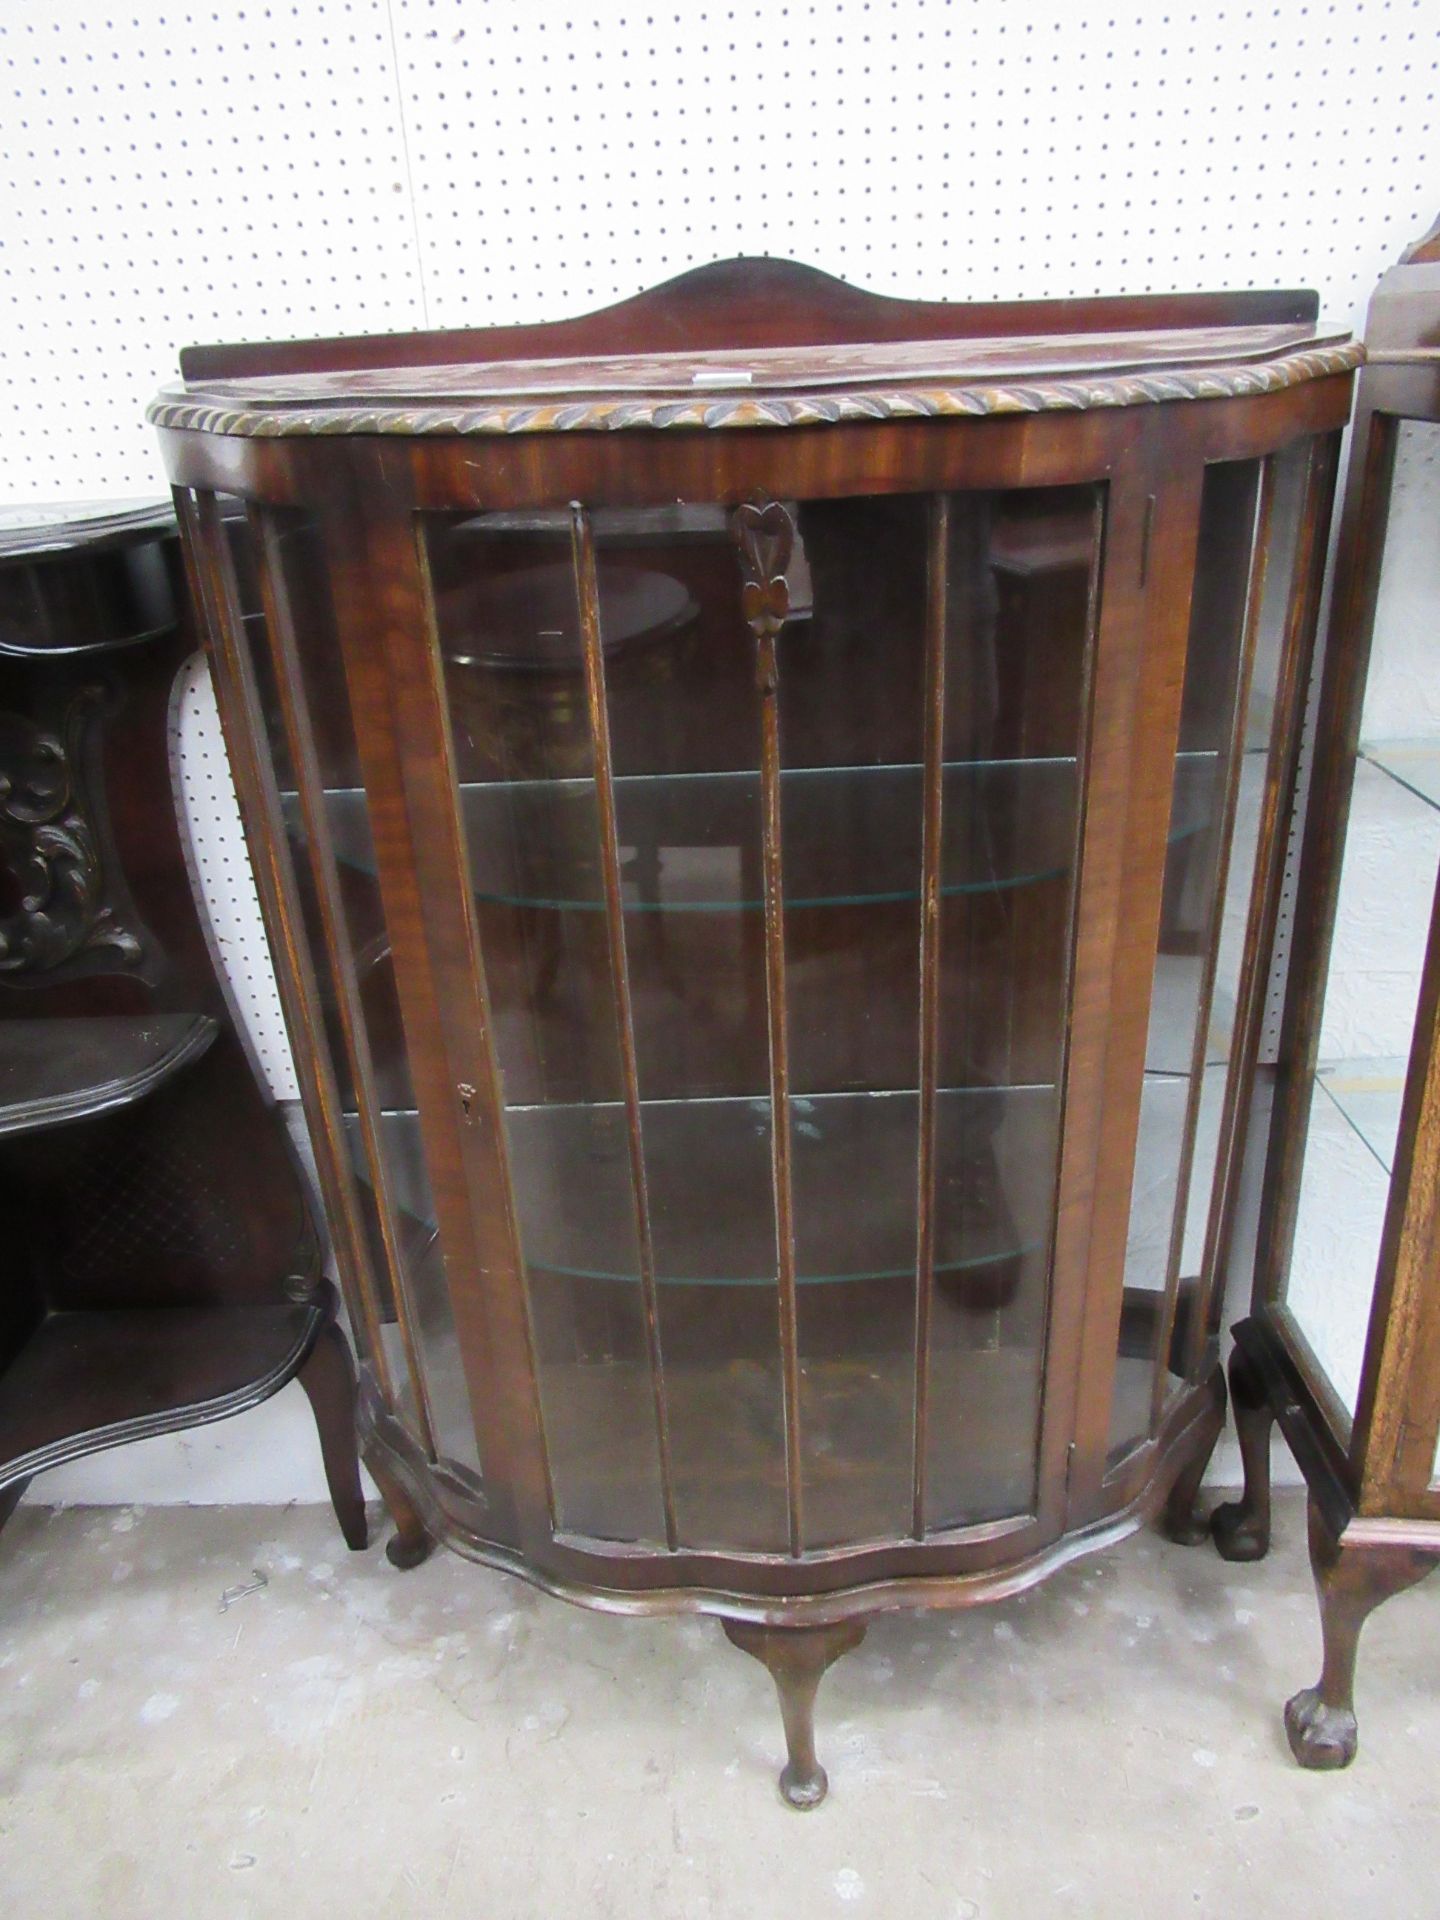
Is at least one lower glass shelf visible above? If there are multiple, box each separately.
[1314,1057,1406,1176]
[1280,737,1440,1423]
[1360,737,1440,813]
[344,1082,1059,1290]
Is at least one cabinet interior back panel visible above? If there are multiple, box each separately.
[3,0,1437,1097]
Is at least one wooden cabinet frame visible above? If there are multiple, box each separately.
[1215,217,1440,1770]
[153,262,1355,1800]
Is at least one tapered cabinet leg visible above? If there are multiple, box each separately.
[1163,1364,1227,1545]
[296,1321,368,1552]
[362,1441,434,1569]
[723,1617,866,1809]
[1210,1344,1275,1562]
[1284,1496,1438,1770]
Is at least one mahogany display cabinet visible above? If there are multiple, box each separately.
[0,500,365,1549]
[1212,216,1440,1769]
[151,262,1358,1803]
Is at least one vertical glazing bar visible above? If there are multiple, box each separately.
[911,494,950,1540]
[177,488,398,1408]
[1146,461,1278,1429]
[1065,455,1205,1510]
[736,497,804,1558]
[569,503,679,1550]
[1195,432,1342,1369]
[760,621,804,1558]
[250,506,440,1458]
[333,484,543,1548]
[1355,858,1440,1504]
[1190,437,1351,1397]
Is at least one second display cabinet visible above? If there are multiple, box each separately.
[1215,217,1440,1770]
[153,263,1357,1801]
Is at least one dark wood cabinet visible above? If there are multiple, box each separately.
[0,501,365,1551]
[153,262,1356,1801]
[1214,216,1440,1769]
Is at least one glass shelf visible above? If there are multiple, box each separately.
[292,751,1218,915]
[1306,738,1440,1183]
[1313,1057,1405,1176]
[1285,732,1440,1417]
[1360,738,1440,813]
[345,1082,1057,1289]
[1317,741,1440,1085]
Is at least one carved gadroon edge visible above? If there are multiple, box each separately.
[0,689,143,976]
[147,340,1365,439]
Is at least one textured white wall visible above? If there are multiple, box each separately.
[6,0,1438,1503]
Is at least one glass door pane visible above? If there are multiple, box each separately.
[213,498,482,1484]
[1286,422,1440,1415]
[428,491,1096,1552]
[427,510,677,1546]
[1112,444,1313,1461]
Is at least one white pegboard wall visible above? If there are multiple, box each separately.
[395,0,1438,335]
[170,650,297,1102]
[6,0,1434,1506]
[4,0,1440,1113]
[1,2,424,497]
[2,0,1437,502]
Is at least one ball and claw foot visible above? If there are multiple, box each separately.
[1210,1496,1270,1563]
[1284,1686,1358,1770]
[1280,1493,1437,1771]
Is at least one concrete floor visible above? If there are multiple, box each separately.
[2,1491,1437,1919]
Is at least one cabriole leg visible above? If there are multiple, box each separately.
[297,1320,368,1551]
[1163,1363,1227,1545]
[1210,1343,1275,1562]
[363,1441,434,1569]
[1284,1496,1437,1770]
[723,1617,866,1809]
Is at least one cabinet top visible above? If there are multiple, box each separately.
[150,258,1359,440]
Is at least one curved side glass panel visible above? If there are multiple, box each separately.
[1285,422,1440,1417]
[227,501,483,1487]
[1111,446,1312,1461]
